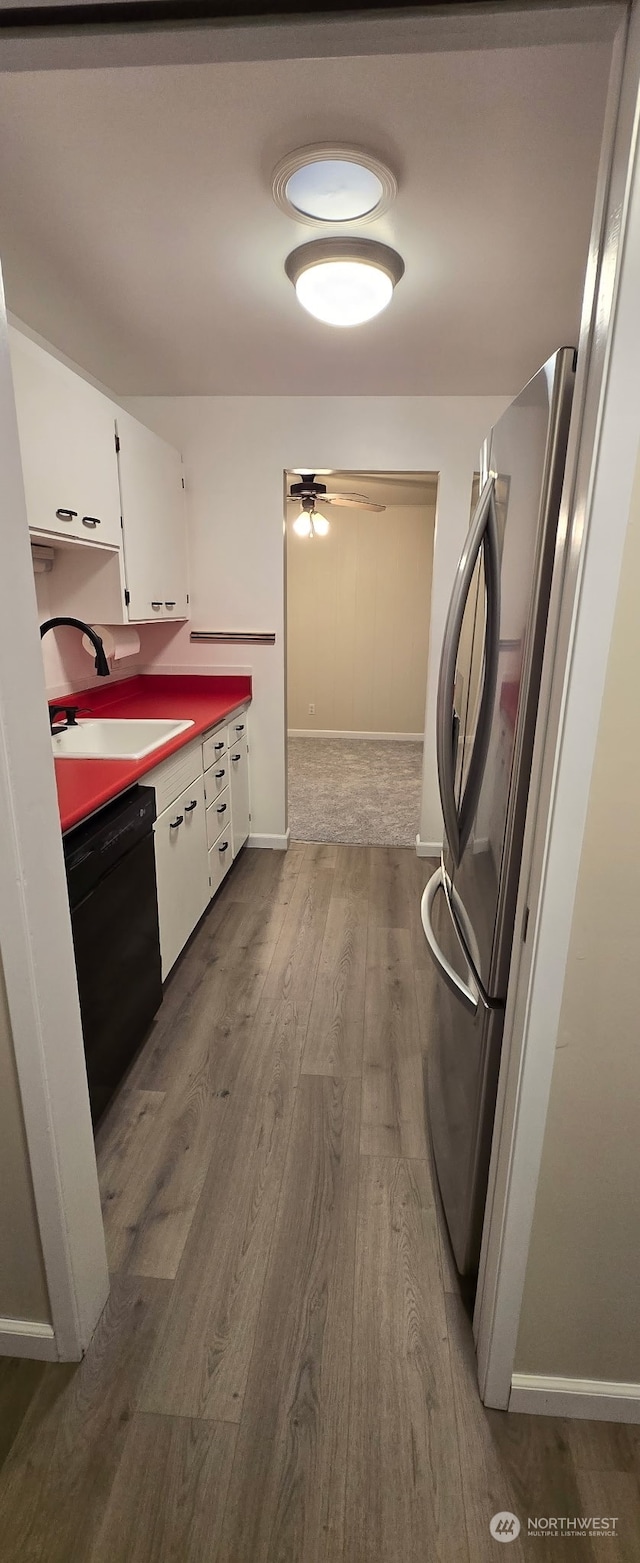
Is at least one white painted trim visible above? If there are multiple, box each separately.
[415,835,442,859]
[288,729,423,742]
[0,1319,57,1362]
[248,831,290,851]
[475,8,640,1411]
[0,273,109,1361]
[510,1375,640,1424]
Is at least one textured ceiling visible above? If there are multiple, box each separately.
[0,42,611,395]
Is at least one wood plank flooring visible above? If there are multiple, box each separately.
[0,843,638,1561]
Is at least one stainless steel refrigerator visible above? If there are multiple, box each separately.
[422,347,576,1276]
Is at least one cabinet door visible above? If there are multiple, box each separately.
[116,410,189,621]
[10,329,121,547]
[229,735,250,858]
[154,774,209,978]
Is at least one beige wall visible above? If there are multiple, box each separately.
[515,447,640,1384]
[286,499,435,736]
[0,950,50,1322]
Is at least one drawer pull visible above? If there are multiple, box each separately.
[56,508,77,520]
[231,754,241,763]
[235,723,245,732]
[215,769,225,779]
[216,802,227,814]
[170,814,184,830]
[219,841,229,853]
[165,600,176,608]
[151,601,163,610]
[185,799,198,812]
[82,515,101,528]
[214,741,225,751]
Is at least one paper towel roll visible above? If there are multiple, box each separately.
[82,624,141,664]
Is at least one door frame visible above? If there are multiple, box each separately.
[0,279,109,1361]
[475,0,640,1411]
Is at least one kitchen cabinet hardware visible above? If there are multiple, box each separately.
[215,769,225,779]
[165,600,176,608]
[169,814,184,829]
[234,724,245,733]
[82,515,101,528]
[214,740,224,751]
[151,601,163,609]
[56,507,78,520]
[184,799,198,812]
[219,841,229,853]
[231,754,241,762]
[216,802,227,813]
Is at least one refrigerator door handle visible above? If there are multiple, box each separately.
[436,474,501,864]
[421,866,480,1016]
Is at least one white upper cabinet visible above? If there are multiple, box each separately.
[116,410,189,622]
[9,329,121,548]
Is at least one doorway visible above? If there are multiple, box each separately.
[285,469,436,845]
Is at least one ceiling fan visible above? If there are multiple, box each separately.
[288,473,385,538]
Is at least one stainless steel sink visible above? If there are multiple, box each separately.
[52,717,194,761]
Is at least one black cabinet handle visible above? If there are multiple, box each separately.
[165,600,176,608]
[151,601,163,609]
[235,724,245,732]
[216,802,227,814]
[231,754,241,763]
[215,769,225,779]
[56,508,77,520]
[219,841,229,853]
[82,516,101,528]
[185,799,198,812]
[170,814,184,830]
[214,741,224,750]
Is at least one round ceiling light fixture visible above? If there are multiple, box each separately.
[285,238,405,328]
[272,144,397,226]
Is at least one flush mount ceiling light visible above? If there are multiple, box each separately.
[285,239,405,328]
[272,144,397,226]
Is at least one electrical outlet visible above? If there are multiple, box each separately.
[309,703,315,714]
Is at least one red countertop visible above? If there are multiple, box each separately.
[53,674,252,833]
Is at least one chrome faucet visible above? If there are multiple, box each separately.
[40,617,111,678]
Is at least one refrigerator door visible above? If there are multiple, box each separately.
[439,348,575,997]
[422,863,504,1275]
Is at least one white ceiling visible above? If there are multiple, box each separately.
[0,42,611,396]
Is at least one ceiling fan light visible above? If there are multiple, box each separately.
[311,511,330,536]
[285,240,404,329]
[293,509,313,537]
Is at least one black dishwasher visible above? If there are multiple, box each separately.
[64,785,162,1124]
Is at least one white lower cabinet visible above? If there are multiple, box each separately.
[154,773,209,979]
[229,735,250,858]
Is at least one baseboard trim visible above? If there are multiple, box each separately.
[510,1373,640,1423]
[0,1318,57,1361]
[288,729,424,742]
[248,830,290,851]
[416,835,442,859]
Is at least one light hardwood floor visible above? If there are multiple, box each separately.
[0,844,638,1561]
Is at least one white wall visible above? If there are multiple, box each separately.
[287,497,435,736]
[125,395,508,845]
[514,443,640,1384]
[0,951,50,1323]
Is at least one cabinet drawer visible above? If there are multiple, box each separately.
[145,738,202,817]
[227,714,248,750]
[209,833,233,899]
[204,757,229,804]
[154,774,209,979]
[202,726,228,770]
[206,785,231,849]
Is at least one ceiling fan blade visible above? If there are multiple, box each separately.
[325,495,386,512]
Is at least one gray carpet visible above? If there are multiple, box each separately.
[288,737,423,847]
